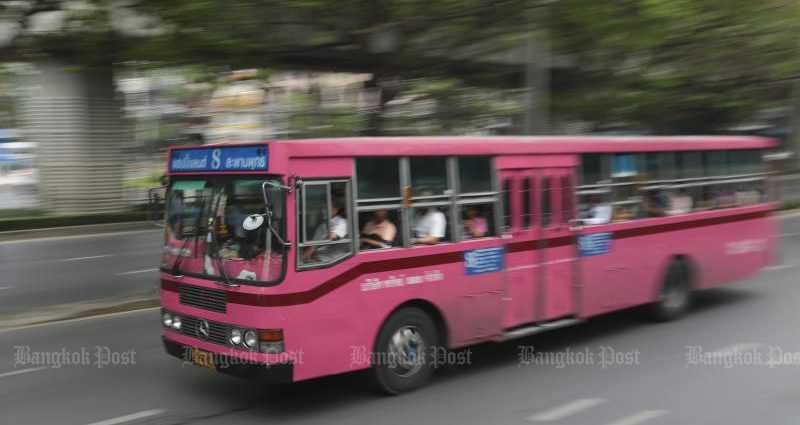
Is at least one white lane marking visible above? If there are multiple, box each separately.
[779,232,800,237]
[84,409,167,425]
[526,398,607,422]
[764,264,794,271]
[0,366,48,379]
[116,268,159,276]
[0,285,12,290]
[779,210,800,219]
[0,229,159,245]
[604,410,668,425]
[60,254,112,262]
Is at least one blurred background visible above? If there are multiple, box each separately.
[2,3,800,424]
[1,0,799,218]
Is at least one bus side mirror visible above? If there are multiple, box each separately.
[148,186,166,228]
[262,185,284,220]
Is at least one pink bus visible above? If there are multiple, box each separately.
[159,136,779,393]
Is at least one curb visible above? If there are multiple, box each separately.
[0,293,160,332]
[0,221,160,242]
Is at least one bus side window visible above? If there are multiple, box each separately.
[461,203,495,239]
[542,177,552,227]
[358,209,400,249]
[521,177,531,228]
[502,178,512,231]
[297,179,353,269]
[561,175,574,223]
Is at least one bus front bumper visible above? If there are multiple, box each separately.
[162,337,293,383]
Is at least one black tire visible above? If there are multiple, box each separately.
[647,260,691,321]
[371,307,438,395]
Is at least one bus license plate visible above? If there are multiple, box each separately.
[191,348,216,371]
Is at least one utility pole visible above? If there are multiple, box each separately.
[523,6,550,135]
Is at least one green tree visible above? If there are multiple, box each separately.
[550,0,800,133]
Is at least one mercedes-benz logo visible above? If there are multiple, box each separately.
[196,319,210,340]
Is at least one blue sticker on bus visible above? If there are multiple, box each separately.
[578,232,613,256]
[464,247,505,275]
[169,145,269,173]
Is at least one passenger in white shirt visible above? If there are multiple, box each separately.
[412,207,447,245]
[302,204,349,262]
[583,194,612,225]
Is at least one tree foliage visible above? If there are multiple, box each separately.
[550,0,800,133]
[4,0,800,134]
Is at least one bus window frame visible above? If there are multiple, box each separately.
[295,177,355,271]
[353,155,501,251]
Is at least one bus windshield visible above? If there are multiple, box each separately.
[161,176,286,285]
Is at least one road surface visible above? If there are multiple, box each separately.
[0,230,162,312]
[0,216,797,424]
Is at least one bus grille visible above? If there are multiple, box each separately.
[179,284,226,313]
[179,315,229,346]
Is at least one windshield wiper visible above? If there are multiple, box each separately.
[168,192,208,278]
[208,190,237,287]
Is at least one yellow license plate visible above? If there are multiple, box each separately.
[191,348,216,371]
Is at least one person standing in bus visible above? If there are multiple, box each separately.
[412,206,446,245]
[360,210,397,249]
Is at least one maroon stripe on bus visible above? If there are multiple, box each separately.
[162,280,180,293]
[162,209,769,307]
[614,210,767,239]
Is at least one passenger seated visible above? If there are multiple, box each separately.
[642,189,669,218]
[712,189,736,209]
[302,203,348,262]
[583,194,612,225]
[735,190,760,206]
[360,210,397,249]
[412,206,446,245]
[462,206,488,239]
[694,189,713,212]
[667,189,693,215]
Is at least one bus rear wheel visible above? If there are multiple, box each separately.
[648,260,691,321]
[371,307,438,394]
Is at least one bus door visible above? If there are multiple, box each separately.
[537,168,578,321]
[499,169,539,328]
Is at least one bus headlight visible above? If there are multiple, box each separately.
[171,315,182,331]
[162,312,173,328]
[229,328,242,346]
[244,330,257,349]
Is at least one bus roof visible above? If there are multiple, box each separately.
[276,136,776,157]
[171,135,776,160]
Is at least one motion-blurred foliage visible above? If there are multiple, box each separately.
[2,0,800,133]
[551,0,800,132]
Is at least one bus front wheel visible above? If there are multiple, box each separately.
[371,307,438,394]
[648,260,691,321]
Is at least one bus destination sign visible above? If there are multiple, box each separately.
[169,145,269,173]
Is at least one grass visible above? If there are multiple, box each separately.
[0,210,149,232]
[0,208,46,219]
[124,171,164,188]
[782,199,800,210]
